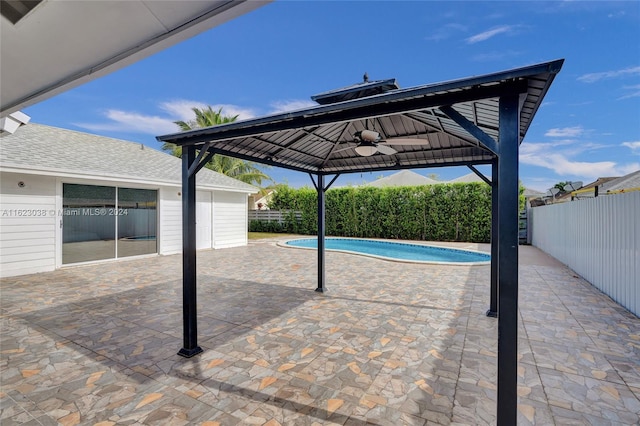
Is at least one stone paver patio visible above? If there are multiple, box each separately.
[1,239,639,425]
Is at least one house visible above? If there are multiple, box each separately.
[249,189,275,210]
[0,123,256,278]
[601,169,640,194]
[551,171,639,203]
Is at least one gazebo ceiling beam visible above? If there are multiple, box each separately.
[401,111,493,154]
[267,126,322,158]
[439,105,499,155]
[321,123,352,167]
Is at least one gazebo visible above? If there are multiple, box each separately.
[157,59,564,425]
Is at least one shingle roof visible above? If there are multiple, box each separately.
[0,123,257,193]
[364,170,439,187]
[448,172,487,184]
[601,169,640,192]
[523,188,544,198]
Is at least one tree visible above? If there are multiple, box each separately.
[162,106,271,187]
[553,181,570,192]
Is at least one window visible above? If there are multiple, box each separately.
[62,184,157,264]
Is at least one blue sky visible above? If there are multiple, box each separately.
[24,1,640,191]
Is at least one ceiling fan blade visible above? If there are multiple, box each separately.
[375,144,397,155]
[381,137,430,146]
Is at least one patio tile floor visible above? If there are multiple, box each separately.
[1,239,638,425]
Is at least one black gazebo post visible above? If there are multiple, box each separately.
[316,174,326,292]
[496,94,520,425]
[178,145,203,358]
[488,157,499,317]
[310,173,339,293]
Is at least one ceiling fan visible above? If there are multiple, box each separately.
[340,129,430,157]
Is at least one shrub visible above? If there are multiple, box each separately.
[266,183,493,242]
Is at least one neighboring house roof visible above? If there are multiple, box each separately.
[362,170,548,199]
[250,190,275,209]
[554,176,618,201]
[364,170,439,187]
[447,172,488,184]
[581,177,618,190]
[523,188,544,198]
[0,123,256,193]
[601,169,640,193]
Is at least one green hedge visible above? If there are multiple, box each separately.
[249,220,285,233]
[267,183,497,243]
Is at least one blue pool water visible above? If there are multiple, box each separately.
[283,238,490,264]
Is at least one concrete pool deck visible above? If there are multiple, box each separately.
[1,238,639,425]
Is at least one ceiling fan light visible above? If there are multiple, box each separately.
[354,143,377,156]
[359,129,380,142]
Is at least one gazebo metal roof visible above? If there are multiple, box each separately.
[158,59,563,175]
[157,59,564,426]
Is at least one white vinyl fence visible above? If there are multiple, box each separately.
[530,191,639,316]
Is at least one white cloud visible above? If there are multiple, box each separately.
[618,84,640,100]
[577,66,640,83]
[75,109,178,135]
[75,100,259,135]
[269,99,317,114]
[520,141,640,180]
[622,141,640,154]
[158,100,208,121]
[159,100,258,121]
[465,25,514,44]
[544,126,584,137]
[608,11,626,18]
[425,23,467,42]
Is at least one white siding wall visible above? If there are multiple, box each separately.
[213,190,248,248]
[0,178,249,276]
[0,172,56,277]
[158,186,182,255]
[196,191,213,250]
[531,192,639,316]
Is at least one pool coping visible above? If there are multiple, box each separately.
[277,237,491,266]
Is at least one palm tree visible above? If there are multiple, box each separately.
[554,181,570,192]
[162,106,271,186]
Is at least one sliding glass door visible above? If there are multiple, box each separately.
[117,188,157,258]
[62,184,157,264]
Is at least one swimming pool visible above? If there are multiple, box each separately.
[280,238,490,265]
